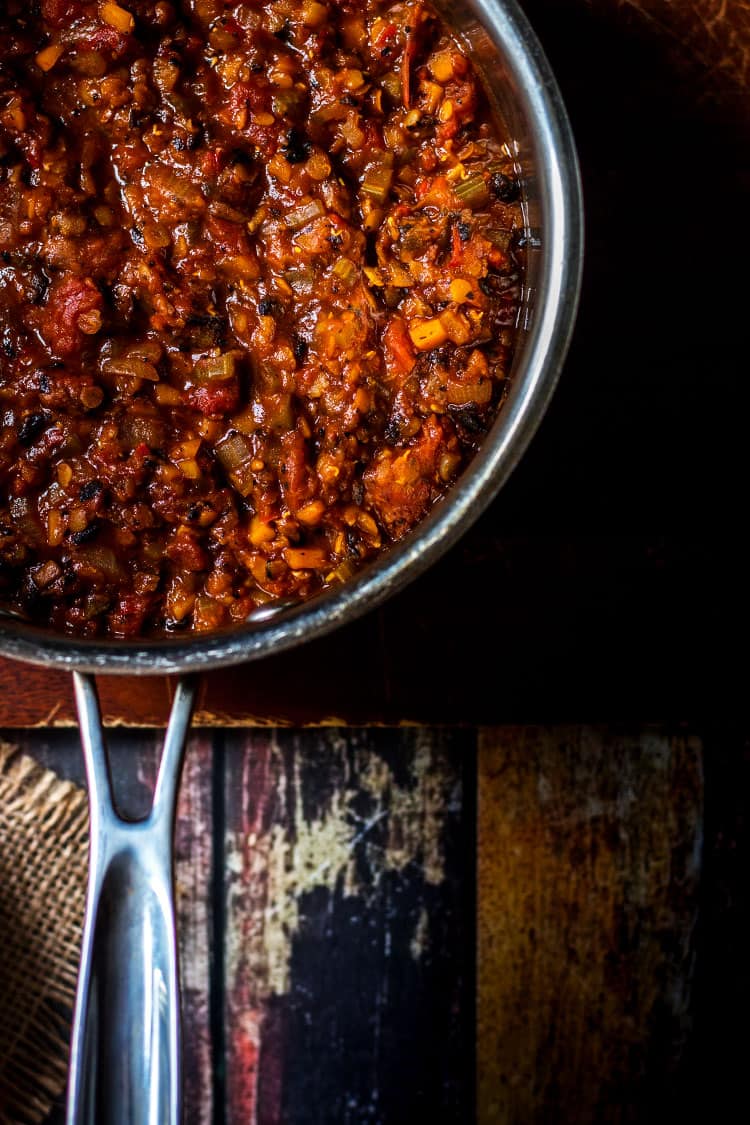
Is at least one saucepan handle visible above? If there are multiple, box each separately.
[66,673,197,1125]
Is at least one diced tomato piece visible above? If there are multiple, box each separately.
[108,593,151,638]
[223,81,271,129]
[374,22,398,51]
[187,381,240,416]
[205,216,251,257]
[85,25,129,55]
[166,534,209,571]
[279,429,315,512]
[41,0,83,29]
[383,318,416,381]
[201,148,226,180]
[36,276,102,359]
[364,416,445,537]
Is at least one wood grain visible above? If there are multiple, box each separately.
[7,722,747,1124]
[222,728,473,1124]
[477,726,703,1123]
[174,735,215,1125]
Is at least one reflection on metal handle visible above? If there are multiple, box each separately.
[67,673,197,1125]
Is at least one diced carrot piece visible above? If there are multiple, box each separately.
[35,44,64,72]
[409,317,448,351]
[284,547,329,570]
[101,3,135,35]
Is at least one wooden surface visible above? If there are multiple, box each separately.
[1,0,749,726]
[0,723,742,1122]
[478,727,703,1123]
[19,727,472,1124]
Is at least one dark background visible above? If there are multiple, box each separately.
[364,0,750,723]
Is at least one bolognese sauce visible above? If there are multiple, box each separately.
[0,0,524,637]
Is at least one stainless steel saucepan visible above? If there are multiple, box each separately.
[0,2,584,1121]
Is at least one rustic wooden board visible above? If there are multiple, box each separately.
[13,726,472,1124]
[5,722,749,1122]
[221,727,473,1123]
[477,726,704,1123]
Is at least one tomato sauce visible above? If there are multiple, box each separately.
[0,0,523,637]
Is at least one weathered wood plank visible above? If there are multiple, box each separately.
[174,735,215,1125]
[477,726,703,1124]
[222,728,474,1124]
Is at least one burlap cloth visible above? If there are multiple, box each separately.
[0,741,88,1125]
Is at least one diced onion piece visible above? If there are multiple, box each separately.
[101,2,135,34]
[216,432,252,472]
[221,254,260,279]
[34,558,62,587]
[153,384,182,406]
[178,459,201,480]
[363,266,384,287]
[121,415,165,449]
[194,353,236,383]
[46,511,64,547]
[306,151,331,180]
[285,199,325,230]
[103,356,160,382]
[167,580,195,622]
[438,308,472,345]
[76,545,122,580]
[327,559,357,584]
[10,498,43,545]
[229,464,255,496]
[284,547,329,570]
[297,500,325,525]
[409,317,448,351]
[197,417,222,441]
[447,379,493,406]
[193,594,225,632]
[230,408,257,436]
[421,80,443,115]
[485,227,513,251]
[259,393,293,432]
[249,516,275,546]
[388,263,414,288]
[170,438,201,461]
[127,339,164,363]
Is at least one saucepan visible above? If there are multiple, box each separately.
[0,1,583,1122]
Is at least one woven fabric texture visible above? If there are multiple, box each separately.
[0,742,87,1125]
